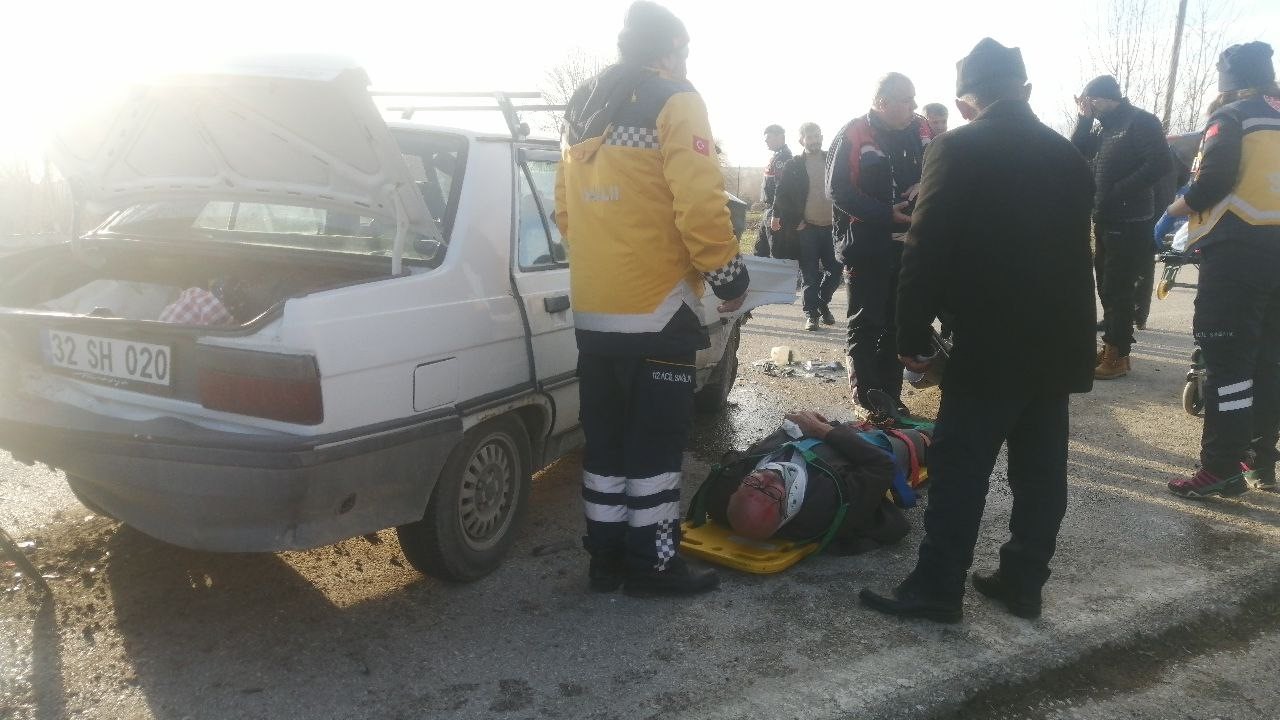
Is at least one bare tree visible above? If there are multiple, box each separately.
[1084,0,1237,133]
[0,156,73,240]
[539,48,610,135]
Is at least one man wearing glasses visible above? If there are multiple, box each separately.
[826,73,929,425]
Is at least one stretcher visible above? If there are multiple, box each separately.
[679,520,819,574]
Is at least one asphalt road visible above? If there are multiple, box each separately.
[5,265,1280,720]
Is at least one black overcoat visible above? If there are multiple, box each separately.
[896,99,1097,395]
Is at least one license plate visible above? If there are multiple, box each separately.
[44,330,172,387]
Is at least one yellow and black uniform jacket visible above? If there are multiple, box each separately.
[555,64,748,356]
[1186,93,1280,248]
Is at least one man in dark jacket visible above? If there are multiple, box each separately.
[1071,75,1170,380]
[754,124,793,257]
[772,122,840,330]
[826,73,926,423]
[1138,140,1193,327]
[859,38,1095,623]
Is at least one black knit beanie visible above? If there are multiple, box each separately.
[1218,41,1275,92]
[955,38,1027,97]
[617,1,688,65]
[1082,75,1123,101]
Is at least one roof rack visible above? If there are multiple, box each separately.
[369,90,566,140]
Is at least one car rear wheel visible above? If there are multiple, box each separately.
[695,322,741,414]
[396,415,531,582]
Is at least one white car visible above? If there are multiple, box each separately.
[0,58,796,581]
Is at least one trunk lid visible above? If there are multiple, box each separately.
[50,55,441,263]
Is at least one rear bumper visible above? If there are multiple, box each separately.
[0,393,462,551]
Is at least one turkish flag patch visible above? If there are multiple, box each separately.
[693,135,710,156]
[1205,122,1220,140]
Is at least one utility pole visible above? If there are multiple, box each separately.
[1162,0,1189,129]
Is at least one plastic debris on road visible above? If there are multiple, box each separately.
[753,357,846,383]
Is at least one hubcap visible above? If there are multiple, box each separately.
[457,433,518,551]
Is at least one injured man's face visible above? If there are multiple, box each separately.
[726,469,786,540]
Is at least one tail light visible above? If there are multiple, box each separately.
[197,346,323,425]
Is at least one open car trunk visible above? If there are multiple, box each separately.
[0,238,373,425]
[0,239,391,329]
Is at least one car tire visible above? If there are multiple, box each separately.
[396,415,532,582]
[695,321,741,414]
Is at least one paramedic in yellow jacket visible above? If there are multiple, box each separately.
[555,1,749,597]
[1164,42,1280,499]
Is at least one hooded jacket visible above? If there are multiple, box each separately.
[555,64,749,356]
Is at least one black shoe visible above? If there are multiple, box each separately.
[894,401,931,426]
[1246,462,1277,491]
[853,400,895,428]
[971,570,1042,619]
[820,307,836,325]
[624,557,719,598]
[589,554,625,593]
[584,536,625,593]
[859,585,962,624]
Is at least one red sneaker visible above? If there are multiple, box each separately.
[1168,468,1247,499]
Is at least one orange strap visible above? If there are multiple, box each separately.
[884,428,924,488]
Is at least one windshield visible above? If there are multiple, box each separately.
[95,130,467,263]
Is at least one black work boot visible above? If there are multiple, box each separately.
[972,570,1042,619]
[820,305,836,325]
[623,557,719,598]
[1244,452,1277,491]
[858,581,963,624]
[583,537,625,593]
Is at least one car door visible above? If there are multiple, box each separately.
[510,148,579,436]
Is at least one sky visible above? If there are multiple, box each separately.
[2,0,1277,171]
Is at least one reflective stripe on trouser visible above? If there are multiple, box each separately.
[579,352,696,571]
[1194,231,1280,476]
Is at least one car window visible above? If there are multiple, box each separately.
[394,131,466,242]
[516,160,566,271]
[108,199,411,257]
[94,131,467,266]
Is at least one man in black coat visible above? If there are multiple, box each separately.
[859,38,1096,623]
[1071,76,1170,379]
